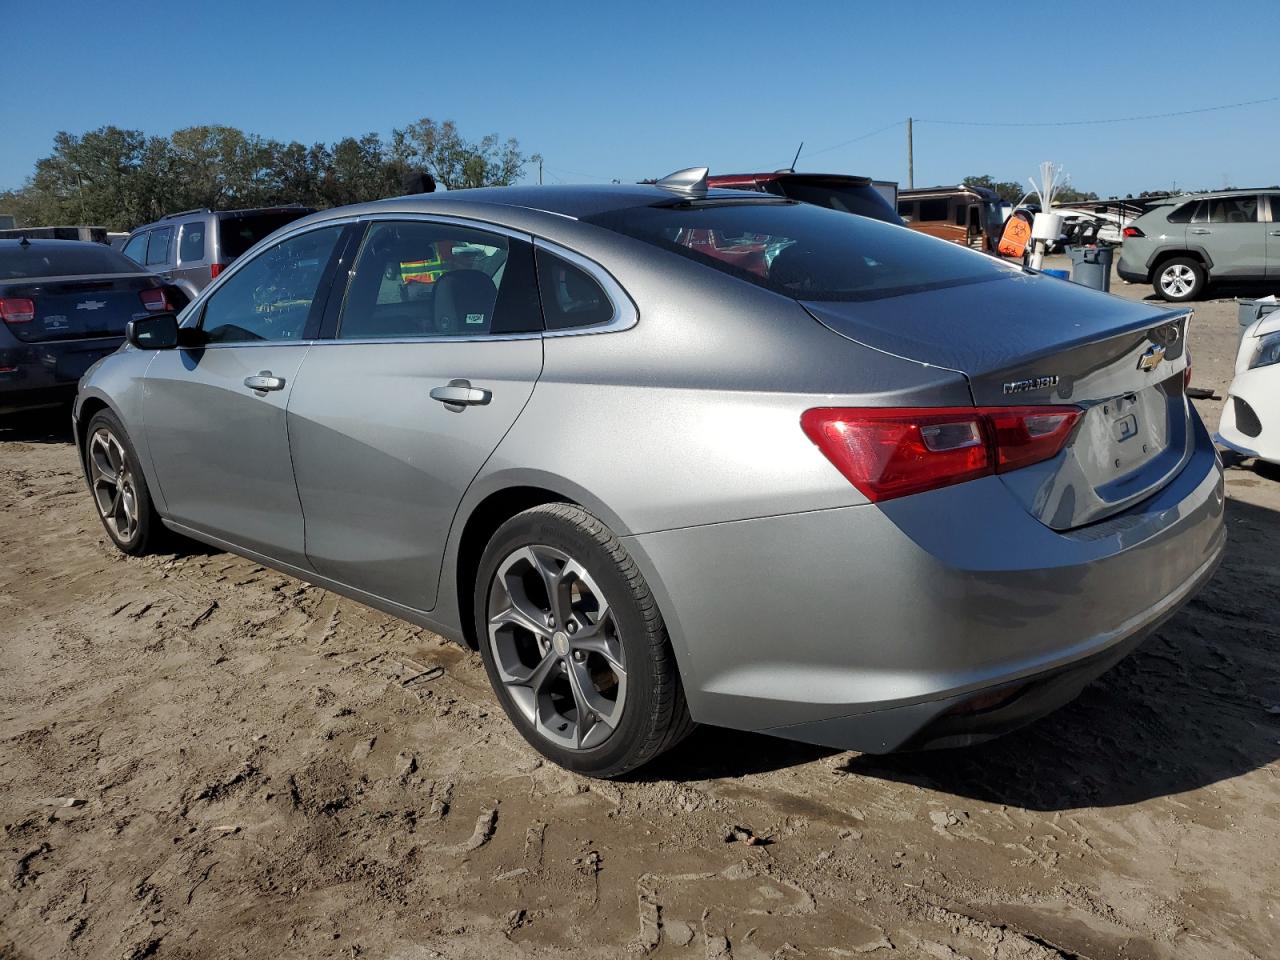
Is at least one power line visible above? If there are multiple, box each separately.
[799,119,905,161]
[915,95,1278,127]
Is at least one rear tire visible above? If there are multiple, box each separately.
[84,409,164,555]
[474,503,694,778]
[1154,256,1206,302]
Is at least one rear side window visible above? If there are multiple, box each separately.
[535,249,614,329]
[0,242,143,280]
[145,227,172,266]
[1164,201,1199,224]
[1209,196,1259,224]
[178,223,207,263]
[337,220,541,339]
[123,233,148,264]
[200,226,343,343]
[218,212,310,261]
[585,200,1017,302]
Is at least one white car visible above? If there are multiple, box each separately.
[1216,308,1280,463]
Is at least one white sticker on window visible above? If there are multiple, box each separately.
[465,313,485,325]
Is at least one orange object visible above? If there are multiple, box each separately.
[998,212,1033,259]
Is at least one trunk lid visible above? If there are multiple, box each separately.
[802,271,1193,529]
[1,273,158,343]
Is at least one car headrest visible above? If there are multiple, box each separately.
[433,269,497,335]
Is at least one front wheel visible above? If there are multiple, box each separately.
[84,409,164,555]
[475,503,693,778]
[1154,257,1206,302]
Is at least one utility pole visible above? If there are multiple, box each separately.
[538,158,543,186]
[906,117,914,189]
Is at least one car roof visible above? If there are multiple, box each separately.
[290,183,785,234]
[1165,187,1279,201]
[0,238,109,249]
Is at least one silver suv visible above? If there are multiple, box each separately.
[121,206,313,302]
[1117,190,1280,301]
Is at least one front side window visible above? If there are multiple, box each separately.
[199,226,343,343]
[535,249,614,329]
[178,223,207,263]
[123,233,148,264]
[1209,196,1259,224]
[586,199,1018,302]
[337,221,541,338]
[146,227,172,266]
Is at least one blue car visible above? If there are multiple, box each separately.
[0,239,178,413]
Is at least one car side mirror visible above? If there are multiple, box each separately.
[126,312,179,350]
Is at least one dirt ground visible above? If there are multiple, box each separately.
[2,264,1279,960]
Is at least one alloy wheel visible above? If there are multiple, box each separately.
[487,544,627,751]
[88,427,139,543]
[1159,263,1196,298]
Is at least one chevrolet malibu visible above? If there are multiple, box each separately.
[74,170,1225,778]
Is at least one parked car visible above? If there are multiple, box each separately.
[897,185,1005,252]
[1117,189,1280,302]
[1216,307,1280,464]
[0,225,108,243]
[75,170,1224,778]
[704,171,901,224]
[121,206,314,301]
[0,239,178,413]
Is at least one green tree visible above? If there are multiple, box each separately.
[961,174,1026,204]
[395,118,536,190]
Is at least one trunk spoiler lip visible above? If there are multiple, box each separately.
[0,271,158,289]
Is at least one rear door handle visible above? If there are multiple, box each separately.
[429,379,491,410]
[1270,230,1280,237]
[244,371,285,392]
[1189,228,1211,235]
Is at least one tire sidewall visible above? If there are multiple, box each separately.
[85,409,153,554]
[474,507,662,775]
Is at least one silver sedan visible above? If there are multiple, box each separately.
[75,171,1225,777]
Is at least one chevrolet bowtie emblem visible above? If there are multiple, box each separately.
[1137,344,1166,372]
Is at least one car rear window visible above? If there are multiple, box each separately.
[584,200,1018,302]
[771,181,902,224]
[0,243,144,281]
[218,212,310,260]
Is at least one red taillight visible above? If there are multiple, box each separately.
[210,263,226,279]
[139,288,171,312]
[1122,226,1144,238]
[801,406,1082,503]
[0,297,35,323]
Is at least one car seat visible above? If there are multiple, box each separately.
[433,269,497,335]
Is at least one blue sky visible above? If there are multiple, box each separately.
[4,0,1277,198]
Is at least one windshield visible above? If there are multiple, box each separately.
[585,200,1019,301]
[218,211,311,260]
[0,243,142,281]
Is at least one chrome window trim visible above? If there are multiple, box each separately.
[174,211,639,344]
[533,237,638,337]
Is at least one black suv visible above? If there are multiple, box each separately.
[121,206,314,301]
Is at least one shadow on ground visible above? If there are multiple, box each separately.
[650,498,1280,810]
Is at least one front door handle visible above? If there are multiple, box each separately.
[244,371,285,392]
[429,379,491,410]
[1189,228,1212,235]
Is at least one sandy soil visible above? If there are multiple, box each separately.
[2,269,1279,960]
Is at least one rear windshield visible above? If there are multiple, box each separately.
[218,212,310,260]
[584,200,1018,301]
[0,243,142,281]
[773,182,902,224]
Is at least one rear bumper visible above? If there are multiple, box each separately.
[625,412,1225,753]
[0,337,122,412]
[1116,261,1148,284]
